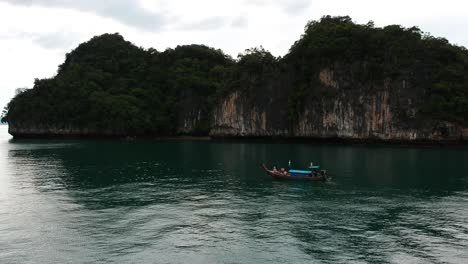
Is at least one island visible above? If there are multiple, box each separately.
[3,16,468,142]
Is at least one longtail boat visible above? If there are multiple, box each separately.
[261,163,329,182]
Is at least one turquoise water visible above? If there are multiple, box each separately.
[0,125,467,263]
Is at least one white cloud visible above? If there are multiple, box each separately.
[0,0,164,32]
[175,17,228,31]
[247,0,312,15]
[231,16,248,28]
[0,31,81,50]
[1,0,468,110]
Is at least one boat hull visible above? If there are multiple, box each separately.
[261,164,328,182]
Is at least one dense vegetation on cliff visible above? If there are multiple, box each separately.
[5,34,235,134]
[4,16,468,136]
[285,16,468,123]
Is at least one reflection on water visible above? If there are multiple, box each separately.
[0,126,468,263]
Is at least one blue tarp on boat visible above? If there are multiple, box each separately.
[289,169,312,174]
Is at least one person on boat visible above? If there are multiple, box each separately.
[273,166,277,172]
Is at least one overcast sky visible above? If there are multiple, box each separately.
[1,0,467,111]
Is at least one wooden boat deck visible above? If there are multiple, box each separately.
[261,164,328,182]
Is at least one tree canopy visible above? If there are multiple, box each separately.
[282,16,468,123]
[6,33,234,134]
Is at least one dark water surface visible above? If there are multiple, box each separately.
[1,126,468,263]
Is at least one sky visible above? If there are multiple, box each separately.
[1,0,468,111]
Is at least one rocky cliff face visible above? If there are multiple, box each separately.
[6,17,468,143]
[8,122,127,138]
[8,66,468,142]
[209,68,468,142]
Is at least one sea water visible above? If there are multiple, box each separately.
[0,125,467,263]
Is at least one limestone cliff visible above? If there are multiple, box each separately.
[209,68,468,141]
[5,17,468,142]
[8,66,468,142]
